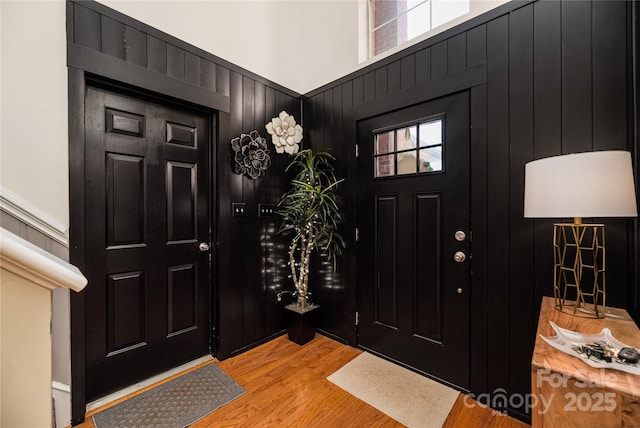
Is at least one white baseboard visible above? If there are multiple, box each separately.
[0,187,68,247]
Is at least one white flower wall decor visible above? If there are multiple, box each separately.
[265,111,303,155]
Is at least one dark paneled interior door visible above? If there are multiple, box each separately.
[357,91,470,389]
[84,86,212,400]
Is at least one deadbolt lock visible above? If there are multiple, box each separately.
[455,231,466,242]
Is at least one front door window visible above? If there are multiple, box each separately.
[374,116,444,178]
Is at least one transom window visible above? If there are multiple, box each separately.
[374,116,444,178]
[368,0,470,59]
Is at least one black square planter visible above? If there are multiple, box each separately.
[285,304,319,345]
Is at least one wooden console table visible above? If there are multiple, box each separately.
[531,297,640,427]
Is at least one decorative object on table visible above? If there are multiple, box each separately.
[540,321,640,375]
[275,149,345,344]
[230,130,271,179]
[265,111,303,155]
[524,151,637,318]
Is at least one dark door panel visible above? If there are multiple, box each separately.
[84,87,212,400]
[357,91,470,389]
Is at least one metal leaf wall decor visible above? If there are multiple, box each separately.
[230,130,271,179]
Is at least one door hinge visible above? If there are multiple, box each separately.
[355,144,360,158]
[355,311,359,326]
[355,227,360,242]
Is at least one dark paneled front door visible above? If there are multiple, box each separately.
[356,91,470,389]
[84,86,212,401]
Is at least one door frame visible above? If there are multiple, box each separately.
[341,65,489,401]
[354,91,471,390]
[68,69,218,424]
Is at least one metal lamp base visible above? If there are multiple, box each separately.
[553,223,606,319]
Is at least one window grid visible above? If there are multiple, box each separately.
[374,117,444,178]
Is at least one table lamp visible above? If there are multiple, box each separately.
[524,151,638,318]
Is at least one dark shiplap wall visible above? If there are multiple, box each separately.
[304,0,637,420]
[218,77,300,358]
[67,0,301,364]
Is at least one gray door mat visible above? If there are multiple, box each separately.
[93,363,245,428]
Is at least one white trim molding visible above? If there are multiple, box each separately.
[0,228,86,292]
[0,187,69,247]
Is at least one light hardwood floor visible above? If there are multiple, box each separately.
[77,334,529,427]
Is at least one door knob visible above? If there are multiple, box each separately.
[199,242,210,252]
[454,251,466,263]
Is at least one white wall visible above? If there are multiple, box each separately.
[0,0,69,228]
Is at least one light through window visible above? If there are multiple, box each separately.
[368,0,470,59]
[374,116,444,178]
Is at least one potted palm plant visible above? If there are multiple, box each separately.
[275,149,345,345]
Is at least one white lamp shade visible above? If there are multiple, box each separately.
[524,150,638,218]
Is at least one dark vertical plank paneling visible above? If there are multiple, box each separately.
[66,0,74,42]
[593,0,627,151]
[466,24,487,67]
[470,83,488,395]
[485,14,510,396]
[227,71,245,353]
[241,76,257,344]
[253,80,268,340]
[508,4,535,416]
[415,48,431,84]
[312,93,324,151]
[400,55,416,89]
[533,0,562,159]
[254,82,266,142]
[184,52,201,86]
[431,41,448,79]
[363,72,375,103]
[533,0,561,321]
[74,4,101,50]
[263,85,280,335]
[125,26,147,67]
[353,76,364,106]
[447,33,466,74]
[593,1,630,310]
[167,44,185,81]
[216,66,230,97]
[201,60,216,92]
[323,89,334,151]
[101,16,125,59]
[388,60,401,94]
[375,67,388,99]
[147,36,167,74]
[561,0,593,153]
[343,81,353,109]
[332,86,344,169]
